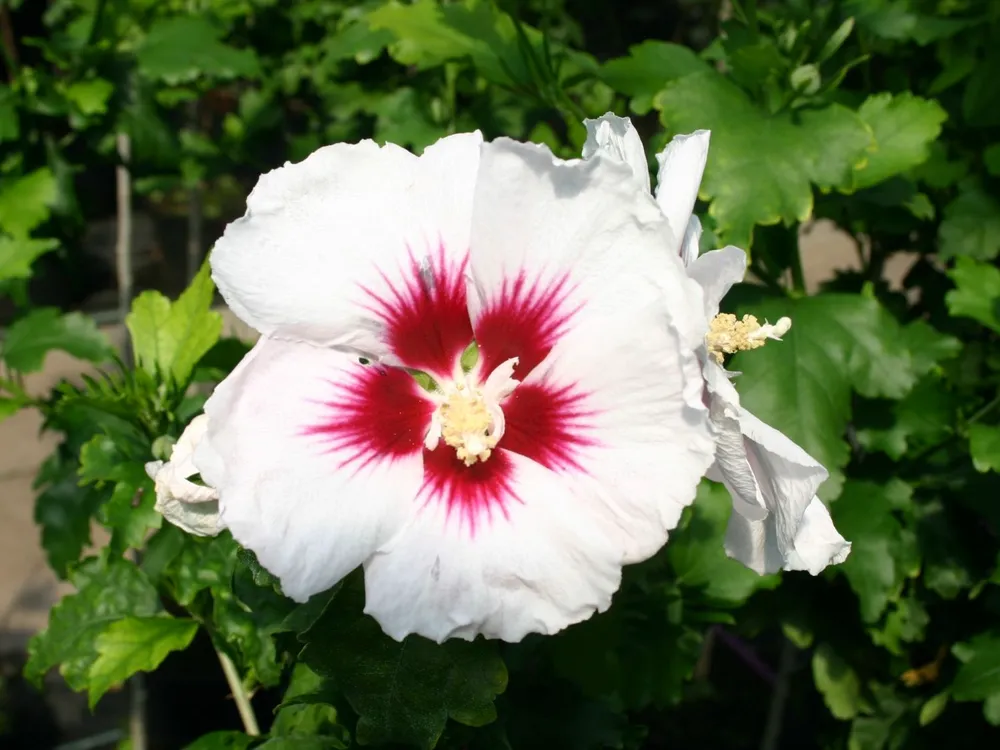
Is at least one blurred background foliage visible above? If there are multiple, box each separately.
[2,0,1000,748]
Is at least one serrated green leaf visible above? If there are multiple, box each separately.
[852,93,946,189]
[938,187,1000,261]
[64,78,114,116]
[730,294,916,499]
[0,168,58,237]
[654,70,872,245]
[856,376,957,460]
[813,643,865,720]
[969,424,1000,473]
[831,480,917,622]
[126,260,223,386]
[0,235,58,282]
[869,597,929,655]
[25,557,160,688]
[601,41,708,112]
[88,616,198,708]
[301,575,507,749]
[34,455,104,577]
[3,308,112,373]
[138,17,260,85]
[271,664,348,745]
[952,632,1000,702]
[946,258,1000,334]
[668,481,779,603]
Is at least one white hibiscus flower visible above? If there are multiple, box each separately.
[582,113,851,576]
[155,132,718,643]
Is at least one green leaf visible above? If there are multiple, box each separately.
[985,693,1000,725]
[88,616,198,708]
[0,235,58,282]
[813,643,865,720]
[653,70,872,245]
[946,258,1000,334]
[831,480,917,622]
[0,168,58,237]
[0,84,19,142]
[301,575,507,749]
[869,597,929,655]
[952,632,1000,701]
[25,557,160,688]
[919,692,950,726]
[668,481,779,603]
[730,294,916,499]
[855,376,957,460]
[34,455,104,577]
[138,17,260,85]
[64,78,114,116]
[126,260,223,386]
[601,41,708,112]
[852,93,947,189]
[271,664,348,745]
[970,424,1000,473]
[984,144,1000,177]
[938,187,1000,261]
[3,308,112,373]
[184,732,255,750]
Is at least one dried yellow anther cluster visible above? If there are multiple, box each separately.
[439,388,497,466]
[706,313,791,364]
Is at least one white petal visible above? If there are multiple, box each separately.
[719,408,850,574]
[685,245,747,320]
[466,139,714,564]
[194,337,430,602]
[147,415,221,537]
[680,215,702,267]
[581,113,651,194]
[210,133,482,366]
[363,451,622,643]
[654,130,710,256]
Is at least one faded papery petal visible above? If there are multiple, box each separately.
[147,415,220,537]
[211,133,482,379]
[582,113,651,194]
[654,130,710,256]
[195,336,430,602]
[358,139,715,642]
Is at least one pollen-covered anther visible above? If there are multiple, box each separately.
[706,313,792,364]
[438,389,499,466]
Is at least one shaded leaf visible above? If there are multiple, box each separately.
[301,575,507,749]
[3,309,112,373]
[946,258,1000,334]
[939,187,1000,260]
[970,424,1000,473]
[138,17,260,85]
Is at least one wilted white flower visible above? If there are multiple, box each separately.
[188,132,717,642]
[583,113,851,576]
[146,414,220,537]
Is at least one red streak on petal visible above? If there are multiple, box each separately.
[502,382,598,473]
[304,363,434,471]
[475,271,579,380]
[361,241,472,378]
[418,446,520,537]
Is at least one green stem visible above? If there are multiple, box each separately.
[788,247,807,295]
[215,647,260,736]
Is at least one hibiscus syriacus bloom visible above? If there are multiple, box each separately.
[163,132,717,642]
[582,114,851,575]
